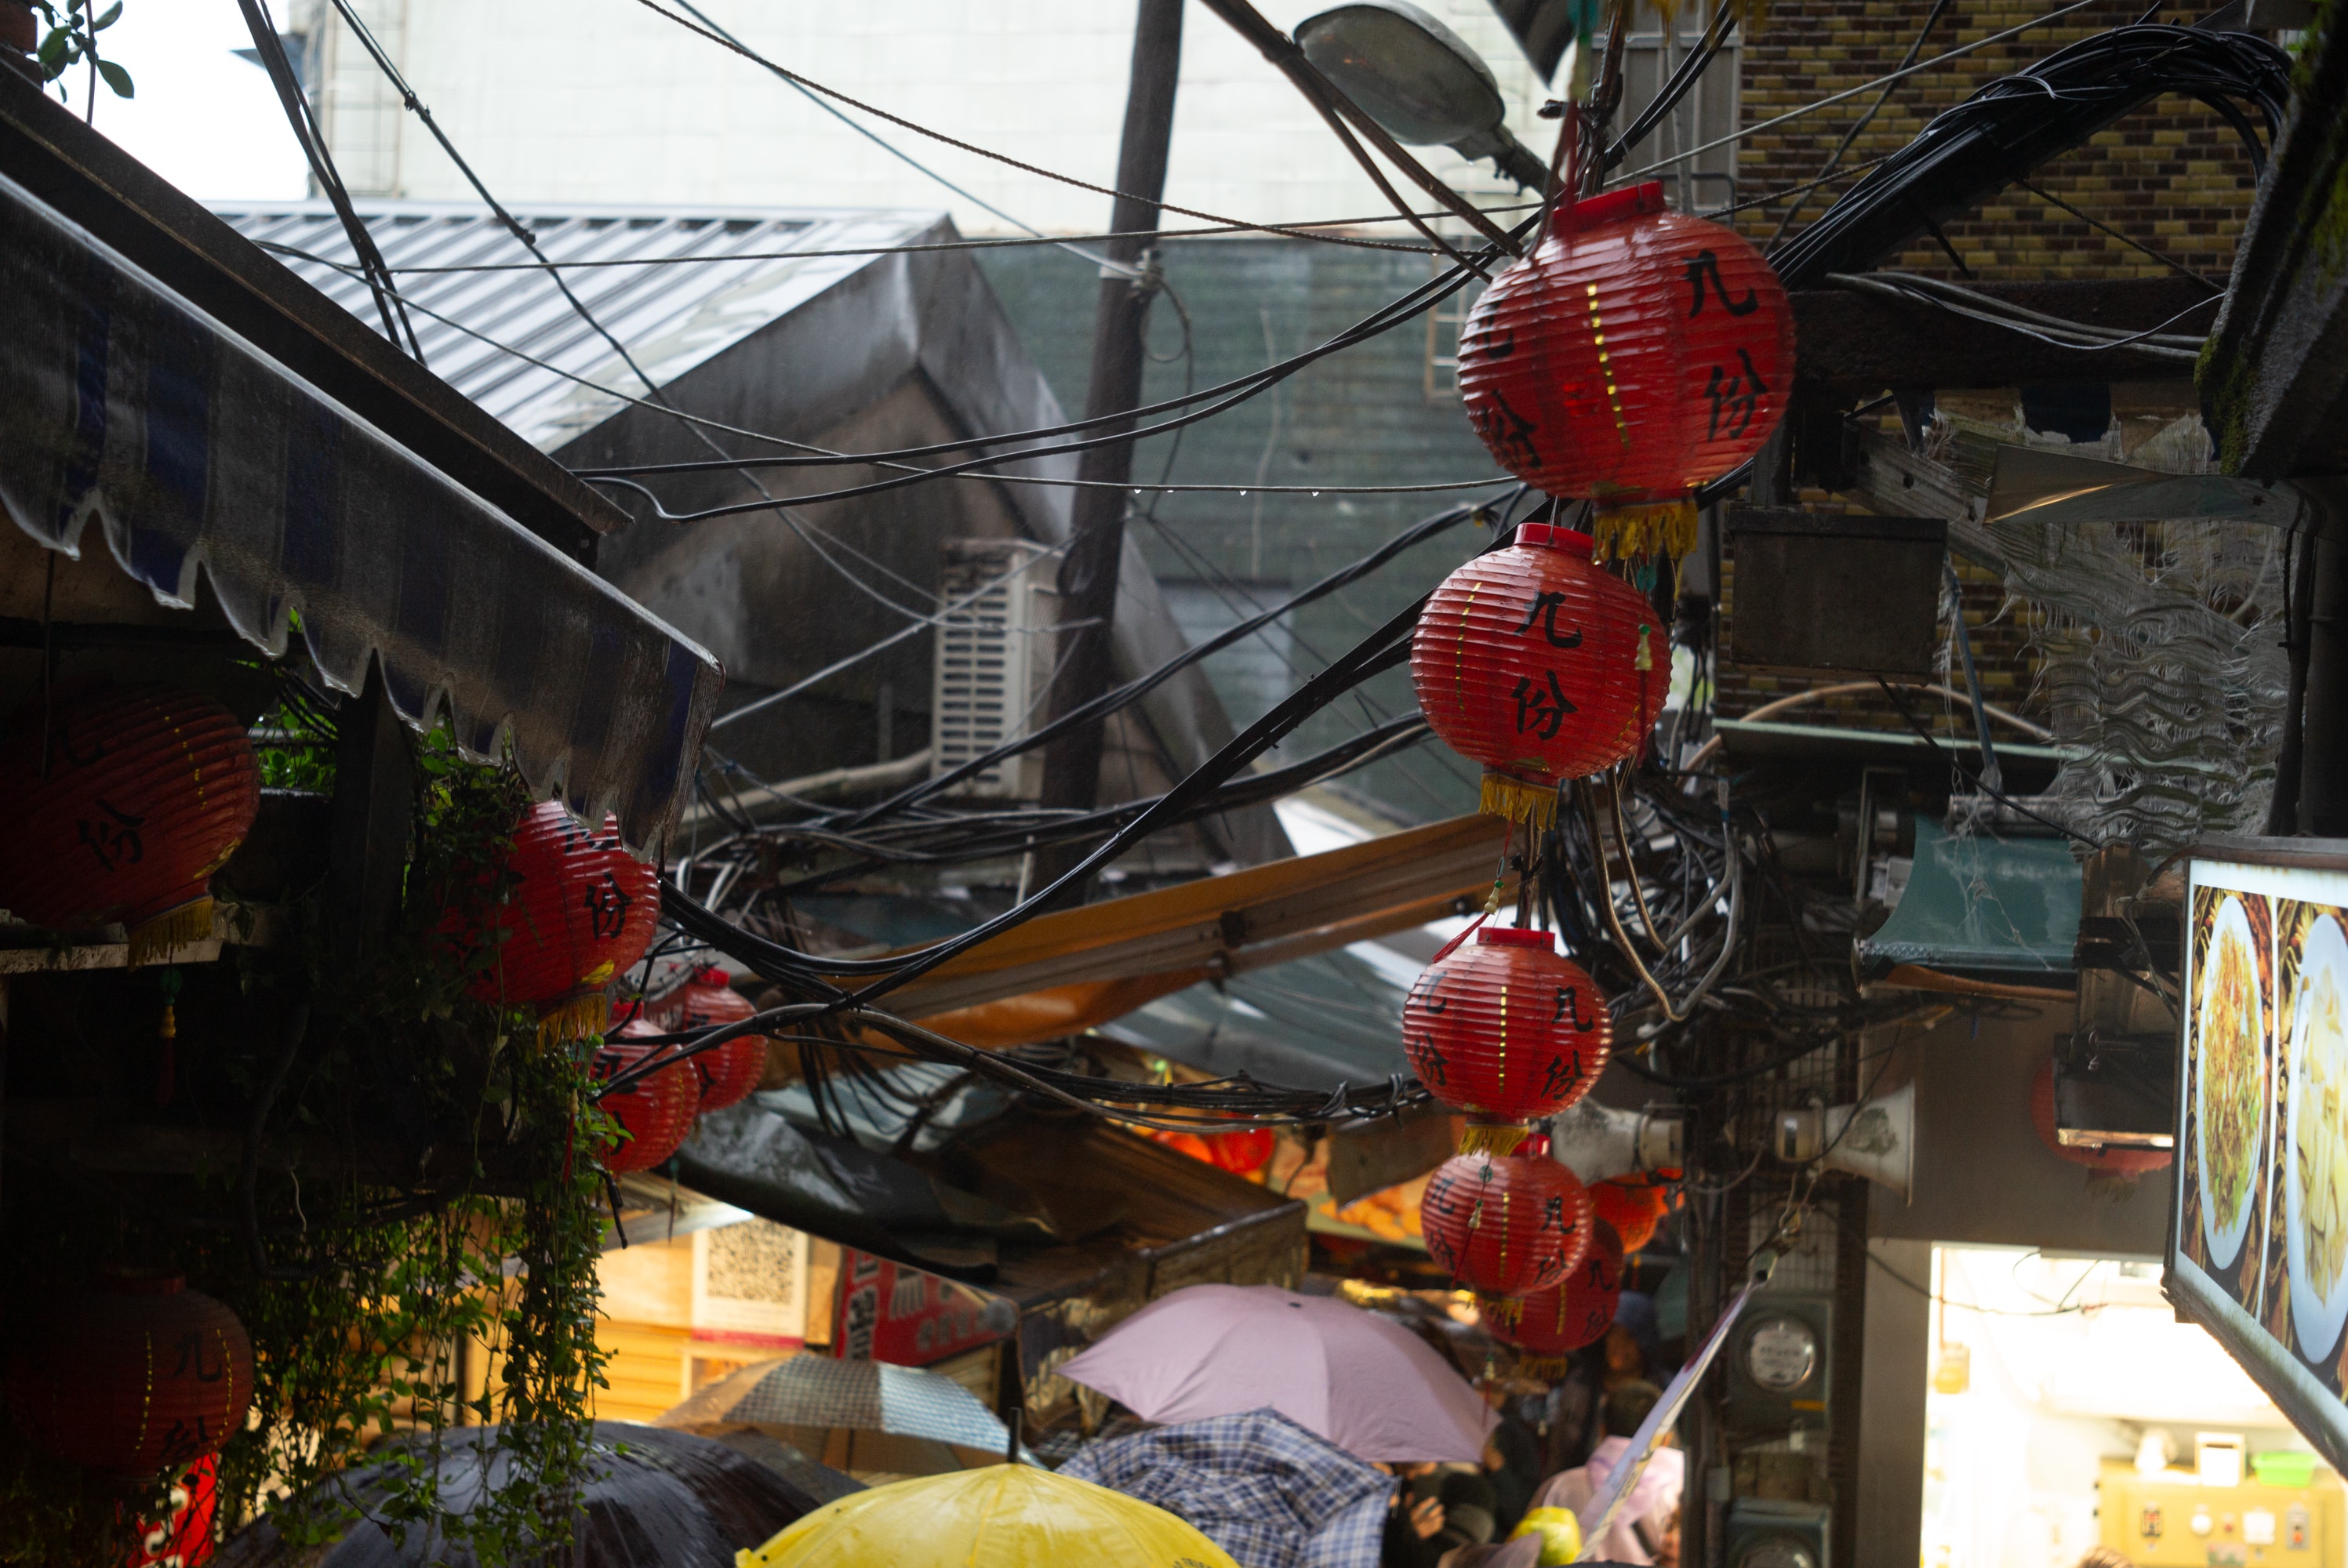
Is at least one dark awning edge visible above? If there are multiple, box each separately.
[0,171,721,850]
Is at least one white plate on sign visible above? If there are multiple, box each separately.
[2287,913,2348,1359]
[2197,892,2266,1273]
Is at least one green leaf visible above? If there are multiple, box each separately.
[96,57,132,97]
[37,27,67,70]
[92,1,120,27]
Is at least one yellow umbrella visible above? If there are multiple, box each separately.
[736,1463,1240,1568]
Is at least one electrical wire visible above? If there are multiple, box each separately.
[249,243,1520,504]
[1607,0,2107,187]
[628,0,1510,256]
[349,206,1551,274]
[1824,270,2216,360]
[1768,0,1954,248]
[2013,176,2229,291]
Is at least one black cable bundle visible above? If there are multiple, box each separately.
[1770,23,2291,288]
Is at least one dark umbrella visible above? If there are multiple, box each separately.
[1058,1407,1394,1568]
[213,1421,819,1567]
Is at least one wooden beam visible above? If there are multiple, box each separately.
[1793,277,2219,393]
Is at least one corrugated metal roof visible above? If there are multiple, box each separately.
[212,201,948,453]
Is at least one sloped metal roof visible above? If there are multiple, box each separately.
[211,201,947,453]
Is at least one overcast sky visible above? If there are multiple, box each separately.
[67,1,307,201]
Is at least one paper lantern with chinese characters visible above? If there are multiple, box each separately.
[1405,925,1611,1152]
[1419,1149,1593,1316]
[1410,521,1668,824]
[460,801,660,1041]
[593,1022,699,1174]
[2031,1058,2169,1182]
[1494,1219,1626,1376]
[662,967,768,1113]
[0,683,259,964]
[6,1272,253,1476]
[126,1456,218,1567]
[1589,1177,1673,1254]
[1458,183,1794,561]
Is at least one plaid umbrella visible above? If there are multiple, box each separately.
[1059,1408,1394,1568]
[655,1354,1027,1461]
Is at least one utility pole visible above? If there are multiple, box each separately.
[1034,0,1184,842]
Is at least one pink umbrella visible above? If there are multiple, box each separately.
[1057,1284,1496,1462]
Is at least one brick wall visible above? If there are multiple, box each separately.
[1729,0,2262,280]
[1713,0,2266,728]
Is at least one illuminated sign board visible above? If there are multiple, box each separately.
[2168,839,2348,1470]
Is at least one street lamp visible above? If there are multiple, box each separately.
[1294,0,1553,191]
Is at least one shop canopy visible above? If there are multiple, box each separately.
[883,813,1509,1050]
[0,81,719,844]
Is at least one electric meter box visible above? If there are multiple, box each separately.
[1725,1497,1829,1568]
[2098,1459,2343,1566]
[1722,1293,1833,1437]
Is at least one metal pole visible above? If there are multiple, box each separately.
[1036,0,1184,828]
[2300,529,2348,834]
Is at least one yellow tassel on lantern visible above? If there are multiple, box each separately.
[537,989,612,1048]
[1479,772,1560,831]
[127,898,215,968]
[1513,1353,1576,1381]
[1476,1294,1526,1329]
[1459,1122,1535,1156]
[1590,498,1699,564]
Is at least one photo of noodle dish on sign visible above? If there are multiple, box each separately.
[2288,910,2348,1359]
[2198,892,2267,1275]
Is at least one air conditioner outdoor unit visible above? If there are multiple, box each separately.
[930,538,1059,801]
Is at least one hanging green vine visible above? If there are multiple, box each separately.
[1,725,619,1566]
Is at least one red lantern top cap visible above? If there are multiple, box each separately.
[1552,182,1667,236]
[696,966,729,985]
[94,1267,185,1297]
[1515,521,1594,557]
[1477,927,1557,950]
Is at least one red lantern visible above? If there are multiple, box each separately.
[1420,1149,1593,1312]
[1206,1126,1277,1174]
[6,1272,253,1476]
[126,1456,218,1566]
[1410,521,1668,823]
[1405,926,1611,1149]
[2031,1058,2169,1179]
[663,967,767,1113]
[460,801,660,1041]
[1154,1124,1276,1174]
[1496,1218,1627,1374]
[1590,1177,1673,1254]
[0,683,259,962]
[593,1020,700,1174]
[1458,182,1794,561]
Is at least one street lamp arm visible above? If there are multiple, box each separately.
[1199,0,1525,256]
